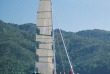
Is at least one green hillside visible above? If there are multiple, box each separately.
[0,20,110,74]
[0,20,35,74]
[55,29,110,74]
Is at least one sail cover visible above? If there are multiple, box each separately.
[36,0,54,74]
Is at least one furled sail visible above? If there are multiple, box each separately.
[35,0,54,74]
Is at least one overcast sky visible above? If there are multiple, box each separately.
[0,0,110,32]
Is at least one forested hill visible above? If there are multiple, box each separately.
[0,20,110,74]
[0,20,36,74]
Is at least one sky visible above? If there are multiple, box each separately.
[0,0,110,32]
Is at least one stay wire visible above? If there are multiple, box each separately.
[51,1,57,74]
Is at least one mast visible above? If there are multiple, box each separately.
[35,0,54,74]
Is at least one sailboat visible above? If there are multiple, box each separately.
[34,0,74,74]
[34,0,55,74]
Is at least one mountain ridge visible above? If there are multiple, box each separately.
[0,20,110,74]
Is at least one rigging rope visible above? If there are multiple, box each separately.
[34,60,37,73]
[52,5,75,74]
